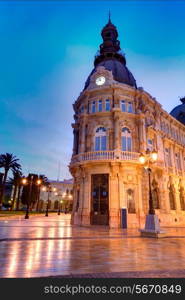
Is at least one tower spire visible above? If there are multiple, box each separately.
[108,10,111,24]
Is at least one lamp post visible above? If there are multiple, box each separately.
[42,185,56,217]
[139,149,165,238]
[54,192,62,215]
[22,176,42,219]
[36,178,42,211]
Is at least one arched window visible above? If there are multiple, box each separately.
[95,127,107,151]
[105,99,110,111]
[127,189,135,213]
[121,127,132,151]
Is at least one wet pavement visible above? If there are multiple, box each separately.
[0,214,185,278]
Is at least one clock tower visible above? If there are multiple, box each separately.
[69,17,141,228]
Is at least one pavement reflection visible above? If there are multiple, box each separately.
[0,214,185,277]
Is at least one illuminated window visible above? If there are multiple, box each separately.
[128,102,133,113]
[121,127,132,151]
[95,127,107,151]
[121,100,126,112]
[98,100,102,112]
[105,99,110,111]
[91,101,96,113]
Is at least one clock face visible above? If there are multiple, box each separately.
[95,76,106,86]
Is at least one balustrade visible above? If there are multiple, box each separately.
[71,150,140,164]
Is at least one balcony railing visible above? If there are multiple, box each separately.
[70,150,140,164]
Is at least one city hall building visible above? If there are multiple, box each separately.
[69,18,185,228]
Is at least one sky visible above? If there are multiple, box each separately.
[0,0,185,180]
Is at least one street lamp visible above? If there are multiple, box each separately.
[22,176,42,219]
[42,185,56,217]
[22,176,33,219]
[139,149,165,237]
[54,192,63,215]
[36,178,42,211]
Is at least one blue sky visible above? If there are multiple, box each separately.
[0,0,185,180]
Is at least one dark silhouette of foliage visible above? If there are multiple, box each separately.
[8,170,23,210]
[0,153,21,209]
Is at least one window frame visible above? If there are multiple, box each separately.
[121,127,132,152]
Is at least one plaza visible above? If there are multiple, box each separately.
[0,214,185,278]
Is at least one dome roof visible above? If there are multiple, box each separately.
[84,58,136,89]
[84,18,137,90]
[170,97,185,125]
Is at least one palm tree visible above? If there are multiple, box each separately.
[8,170,23,211]
[0,153,22,210]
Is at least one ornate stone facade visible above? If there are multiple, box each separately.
[69,19,185,228]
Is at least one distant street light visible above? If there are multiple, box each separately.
[54,192,63,215]
[42,185,56,217]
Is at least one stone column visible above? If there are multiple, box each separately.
[81,172,91,225]
[79,121,86,153]
[179,150,184,173]
[162,177,170,213]
[137,170,145,227]
[170,144,176,172]
[118,171,124,209]
[138,114,146,152]
[77,174,85,225]
[109,129,114,150]
[175,186,181,212]
[114,117,119,150]
[114,108,120,150]
[109,164,120,228]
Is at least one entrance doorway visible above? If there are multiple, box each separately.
[91,174,109,225]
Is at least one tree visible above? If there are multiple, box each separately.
[21,174,38,209]
[21,174,49,210]
[0,153,22,210]
[8,170,23,211]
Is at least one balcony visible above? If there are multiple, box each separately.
[70,150,140,164]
